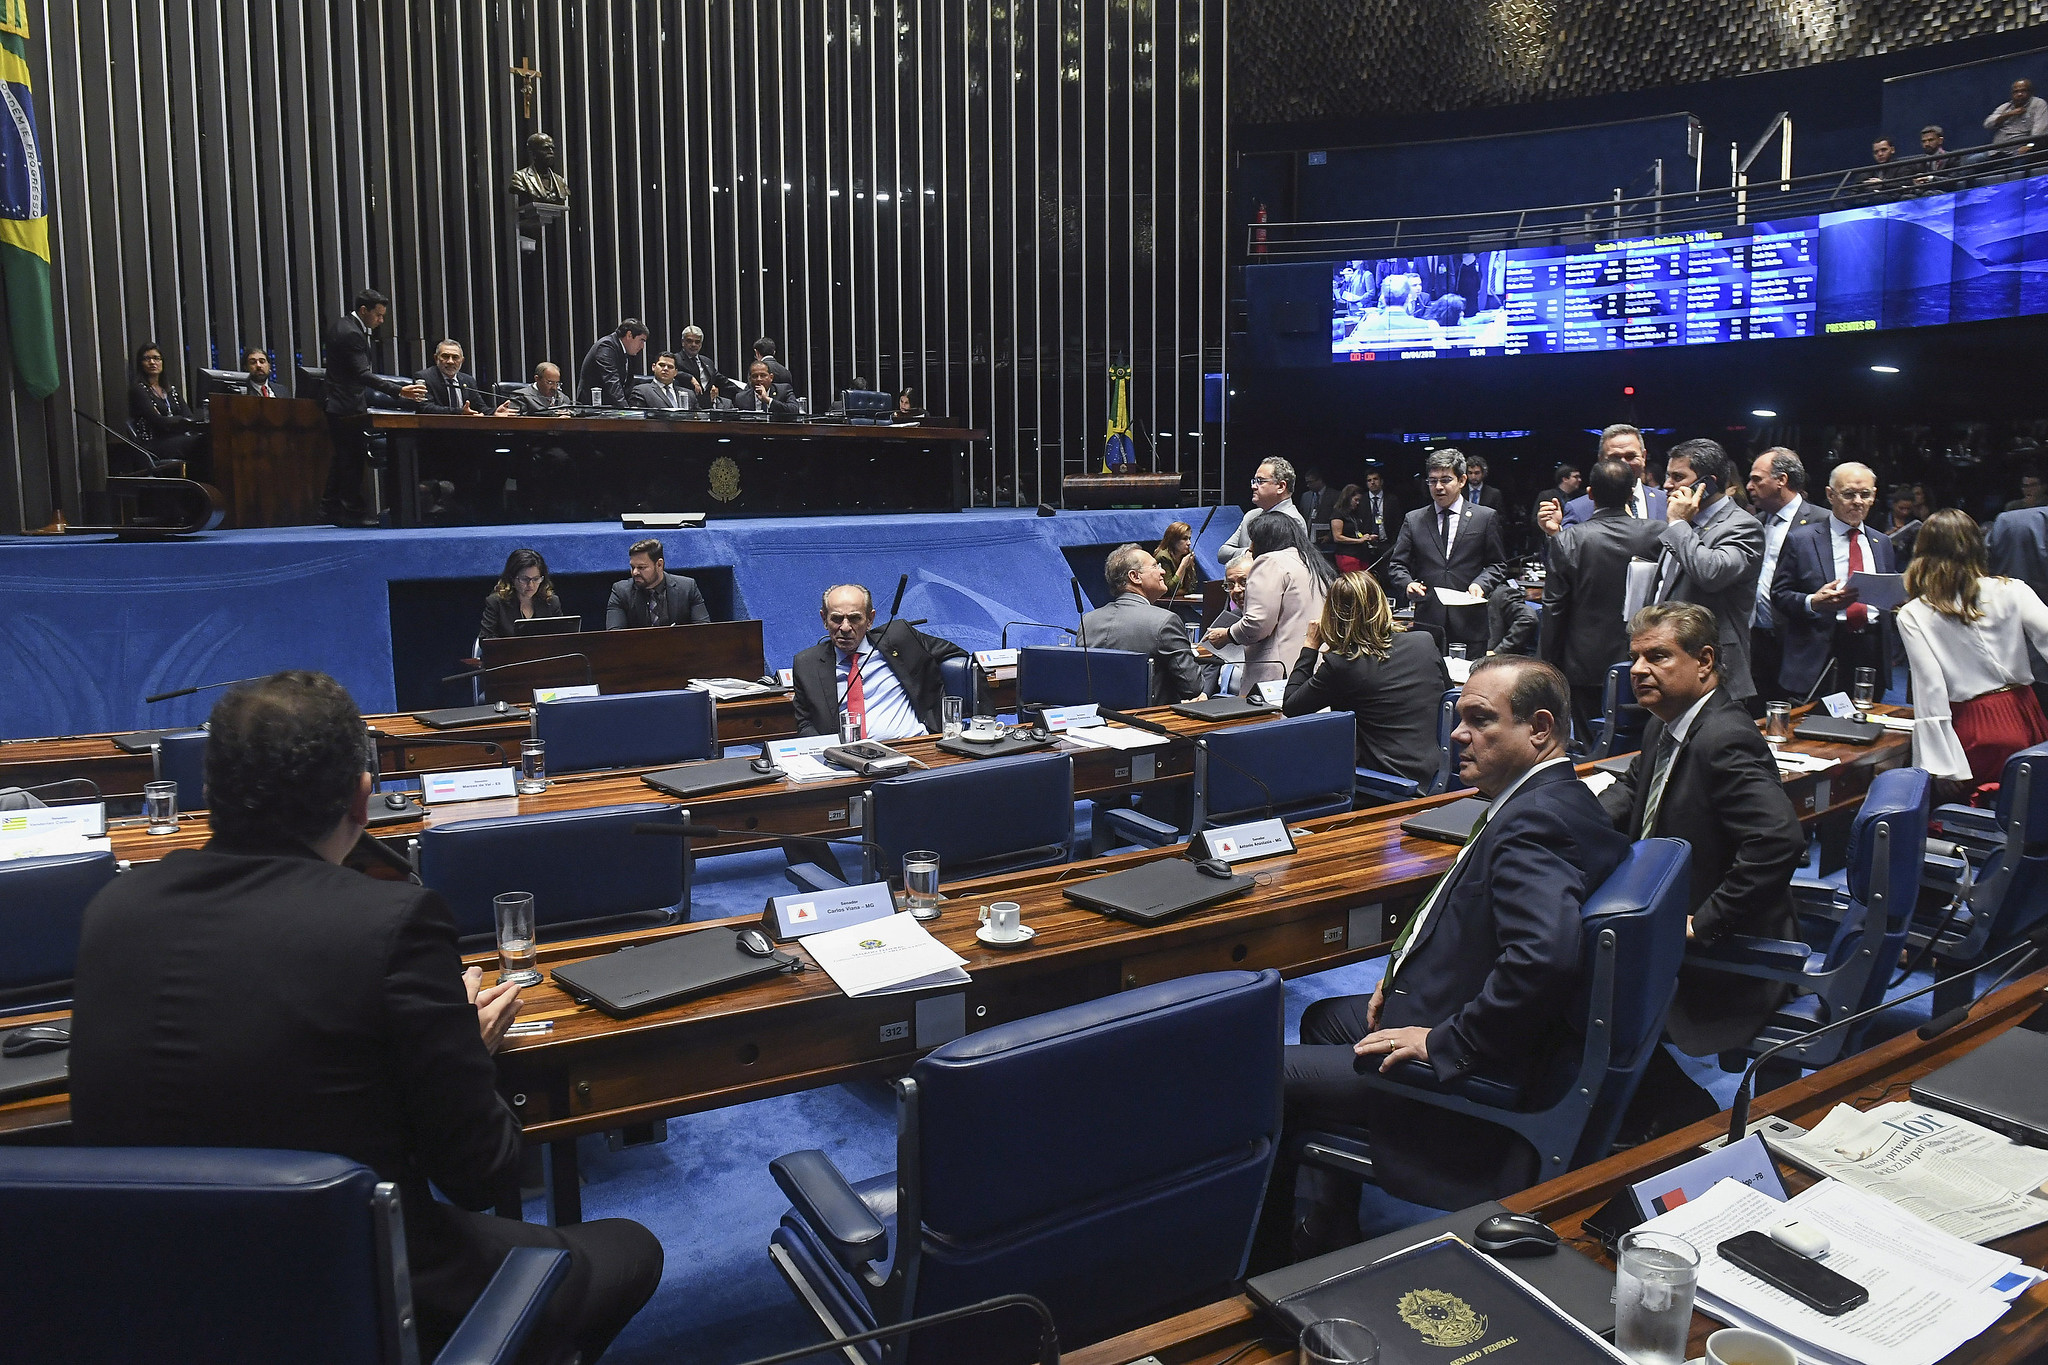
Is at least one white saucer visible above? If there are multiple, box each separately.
[960,728,1006,744]
[975,923,1036,947]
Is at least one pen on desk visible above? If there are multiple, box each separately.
[505,1020,553,1035]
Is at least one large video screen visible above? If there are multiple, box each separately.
[1331,173,2048,360]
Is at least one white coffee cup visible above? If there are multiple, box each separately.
[968,715,1004,736]
[1706,1327,1797,1365]
[983,901,1022,939]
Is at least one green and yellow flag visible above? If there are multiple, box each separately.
[1103,362,1135,470]
[0,0,56,398]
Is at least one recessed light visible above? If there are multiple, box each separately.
[1751,409,1777,418]
[1870,364,1900,374]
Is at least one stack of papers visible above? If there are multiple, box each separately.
[1638,1177,2022,1365]
[1870,714,1916,733]
[1774,748,1841,774]
[1064,724,1170,752]
[766,735,850,784]
[693,677,780,700]
[802,911,970,997]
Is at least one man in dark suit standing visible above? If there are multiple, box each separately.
[1271,657,1630,1255]
[1545,424,1669,531]
[605,538,711,629]
[321,288,428,526]
[1771,461,1895,703]
[577,317,648,407]
[1387,448,1511,654]
[67,672,663,1362]
[1746,447,1830,709]
[1539,459,1667,736]
[1599,603,1805,1133]
[1462,454,1507,512]
[416,338,487,415]
[792,583,967,741]
[1648,438,1765,706]
[1079,544,1205,704]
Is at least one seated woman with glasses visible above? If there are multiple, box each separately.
[480,547,565,640]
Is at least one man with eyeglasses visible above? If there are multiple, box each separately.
[1219,457,1308,563]
[1387,448,1510,655]
[1770,461,1895,701]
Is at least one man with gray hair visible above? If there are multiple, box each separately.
[673,324,733,404]
[1078,544,1205,704]
[1388,448,1511,653]
[1770,460,1895,701]
[1747,446,1828,705]
[1219,456,1308,562]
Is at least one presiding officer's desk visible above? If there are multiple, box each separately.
[1066,964,2048,1365]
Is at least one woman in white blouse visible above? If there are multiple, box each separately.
[1898,509,2048,794]
[1207,511,1333,695]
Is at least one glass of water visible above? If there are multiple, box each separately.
[943,695,964,738]
[1447,643,1468,661]
[1616,1230,1700,1365]
[143,779,179,835]
[494,891,542,986]
[1299,1319,1379,1365]
[839,708,864,743]
[1764,700,1794,745]
[587,387,602,406]
[517,739,548,794]
[903,850,942,920]
[1852,666,1878,719]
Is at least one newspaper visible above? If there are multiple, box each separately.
[1763,1102,2048,1244]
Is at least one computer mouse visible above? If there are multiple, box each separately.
[749,754,778,774]
[2,1024,71,1058]
[1472,1213,1560,1257]
[384,792,412,810]
[736,928,775,957]
[1192,858,1235,879]
[494,700,512,713]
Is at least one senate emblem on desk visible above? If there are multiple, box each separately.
[709,456,741,502]
[1396,1287,1488,1348]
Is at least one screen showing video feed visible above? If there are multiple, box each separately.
[1332,172,2048,361]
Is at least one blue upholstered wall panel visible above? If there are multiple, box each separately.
[0,509,1239,739]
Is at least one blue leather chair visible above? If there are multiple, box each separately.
[417,802,688,940]
[0,848,118,1014]
[532,688,717,773]
[939,655,975,718]
[0,1146,565,1365]
[1095,712,1355,852]
[768,970,1284,1363]
[1356,688,1463,806]
[1692,766,1930,1073]
[1294,838,1692,1191]
[1912,741,2048,1013]
[1588,662,1648,760]
[1015,645,1151,711]
[153,728,209,811]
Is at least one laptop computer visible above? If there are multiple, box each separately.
[1909,1013,2048,1145]
[550,928,793,1018]
[1062,857,1254,925]
[412,703,532,729]
[1399,795,1492,845]
[1171,695,1277,722]
[111,729,181,754]
[0,1016,69,1105]
[640,757,784,800]
[511,614,581,637]
[1794,715,1883,746]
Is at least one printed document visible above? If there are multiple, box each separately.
[803,911,970,997]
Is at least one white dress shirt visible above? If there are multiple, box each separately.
[1754,495,1806,630]
[838,642,922,742]
[1898,578,2048,779]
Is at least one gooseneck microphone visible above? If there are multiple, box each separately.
[998,620,1079,649]
[888,573,909,621]
[1070,575,1098,705]
[144,673,273,705]
[441,652,594,686]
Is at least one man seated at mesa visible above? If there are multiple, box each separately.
[66,672,662,1362]
[631,351,692,411]
[793,583,966,740]
[1201,552,1255,696]
[1219,456,1308,562]
[1079,543,1205,704]
[605,538,710,629]
[417,337,488,414]
[734,359,801,416]
[1268,656,1629,1259]
[243,346,283,397]
[496,361,572,415]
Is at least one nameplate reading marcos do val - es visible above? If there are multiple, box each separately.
[1194,818,1296,864]
[763,881,896,943]
[420,767,519,804]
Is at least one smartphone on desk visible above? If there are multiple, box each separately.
[1718,1231,1868,1315]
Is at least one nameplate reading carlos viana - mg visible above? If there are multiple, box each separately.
[764,881,896,943]
[419,767,518,804]
[1194,818,1296,864]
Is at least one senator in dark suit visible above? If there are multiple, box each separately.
[416,339,487,414]
[675,326,735,403]
[793,583,967,740]
[1078,544,1204,703]
[1540,458,1669,733]
[66,673,661,1363]
[1281,571,1449,786]
[1271,658,1630,1253]
[576,318,649,407]
[1746,448,1831,706]
[321,289,427,525]
[1769,462,1895,701]
[630,352,693,412]
[1386,449,1511,653]
[1462,456,1507,513]
[1646,439,1765,703]
[606,538,710,629]
[735,361,801,417]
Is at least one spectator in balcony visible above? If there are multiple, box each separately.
[1985,78,2048,154]
[1910,125,1958,193]
[1850,138,1903,202]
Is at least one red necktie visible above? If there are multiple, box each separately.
[842,652,866,733]
[1846,530,1869,631]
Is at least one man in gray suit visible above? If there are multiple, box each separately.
[1080,544,1206,704]
[1539,458,1667,737]
[1989,503,2048,714]
[1648,438,1764,703]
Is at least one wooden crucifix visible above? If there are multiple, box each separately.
[511,57,541,119]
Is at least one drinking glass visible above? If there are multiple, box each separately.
[587,387,602,406]
[1852,666,1878,719]
[494,892,542,986]
[943,695,964,738]
[518,739,548,794]
[143,780,179,835]
[1185,622,1202,646]
[903,850,942,920]
[1447,643,1468,661]
[1299,1319,1380,1365]
[1764,701,1794,745]
[1615,1230,1700,1365]
[839,708,864,743]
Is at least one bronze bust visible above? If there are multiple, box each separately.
[511,132,570,213]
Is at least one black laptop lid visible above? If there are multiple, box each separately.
[1794,716,1882,746]
[550,928,789,1018]
[1062,858,1254,924]
[1909,1026,2048,1145]
[511,615,581,637]
[1170,695,1277,722]
[640,757,783,800]
[1399,796,1492,846]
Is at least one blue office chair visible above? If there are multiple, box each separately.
[788,752,1076,891]
[768,970,1284,1363]
[1015,645,1151,711]
[1912,741,2048,1014]
[532,688,717,773]
[939,655,975,716]
[1294,838,1692,1192]
[416,802,688,941]
[1690,766,1931,1075]
[1587,663,1648,760]
[1094,712,1354,852]
[1355,688,1464,807]
[0,1146,566,1365]
[152,729,209,811]
[0,849,118,1015]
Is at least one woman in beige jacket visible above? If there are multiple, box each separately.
[1208,512,1334,694]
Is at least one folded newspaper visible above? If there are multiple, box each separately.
[1762,1101,2048,1243]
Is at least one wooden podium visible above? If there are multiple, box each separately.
[209,394,332,527]
[477,621,767,702]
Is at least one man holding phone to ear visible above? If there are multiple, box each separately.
[1649,438,1765,706]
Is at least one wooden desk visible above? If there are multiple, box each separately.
[207,393,331,527]
[1067,965,2048,1365]
[478,621,767,703]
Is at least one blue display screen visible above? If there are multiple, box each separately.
[1331,174,2048,360]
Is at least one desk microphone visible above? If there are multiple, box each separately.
[1097,707,1172,736]
[998,620,1079,649]
[1070,575,1098,705]
[144,673,272,704]
[888,573,909,621]
[729,1292,1059,1365]
[0,777,102,810]
[1724,923,2048,1143]
[441,652,594,686]
[1197,741,1278,822]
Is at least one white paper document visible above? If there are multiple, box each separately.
[802,911,971,998]
[1062,723,1170,751]
[767,735,849,784]
[1774,749,1841,775]
[1433,586,1486,607]
[1446,657,1472,683]
[1848,572,1909,613]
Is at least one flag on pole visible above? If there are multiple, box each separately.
[0,0,56,399]
[1103,361,1135,470]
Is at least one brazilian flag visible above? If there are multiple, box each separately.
[0,0,55,399]
[1103,362,1135,470]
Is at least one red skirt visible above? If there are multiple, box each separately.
[1335,554,1366,575]
[1952,686,2048,787]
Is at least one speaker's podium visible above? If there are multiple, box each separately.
[477,621,767,701]
[208,393,332,527]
